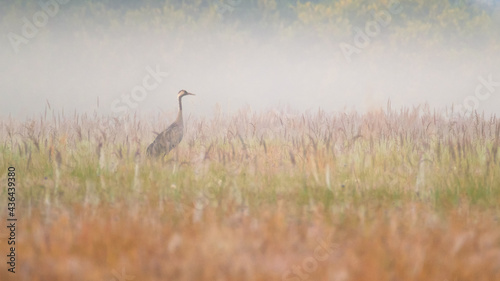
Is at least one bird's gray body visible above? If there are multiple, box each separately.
[146,90,194,158]
[146,122,183,158]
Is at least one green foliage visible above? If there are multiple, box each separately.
[2,0,499,50]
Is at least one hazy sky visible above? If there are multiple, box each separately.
[1,1,499,120]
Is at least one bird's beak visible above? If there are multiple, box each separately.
[188,92,195,96]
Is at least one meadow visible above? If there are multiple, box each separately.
[2,0,500,280]
[1,104,500,280]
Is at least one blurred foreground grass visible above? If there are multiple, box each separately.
[1,105,500,280]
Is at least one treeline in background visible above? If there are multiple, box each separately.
[2,0,500,52]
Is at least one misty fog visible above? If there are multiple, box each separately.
[1,0,499,120]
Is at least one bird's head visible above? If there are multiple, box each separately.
[178,90,195,99]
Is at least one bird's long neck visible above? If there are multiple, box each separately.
[176,96,183,124]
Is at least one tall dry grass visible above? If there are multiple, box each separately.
[1,104,499,281]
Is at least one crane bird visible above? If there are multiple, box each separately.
[147,90,195,158]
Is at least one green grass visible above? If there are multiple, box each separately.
[1,107,500,280]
